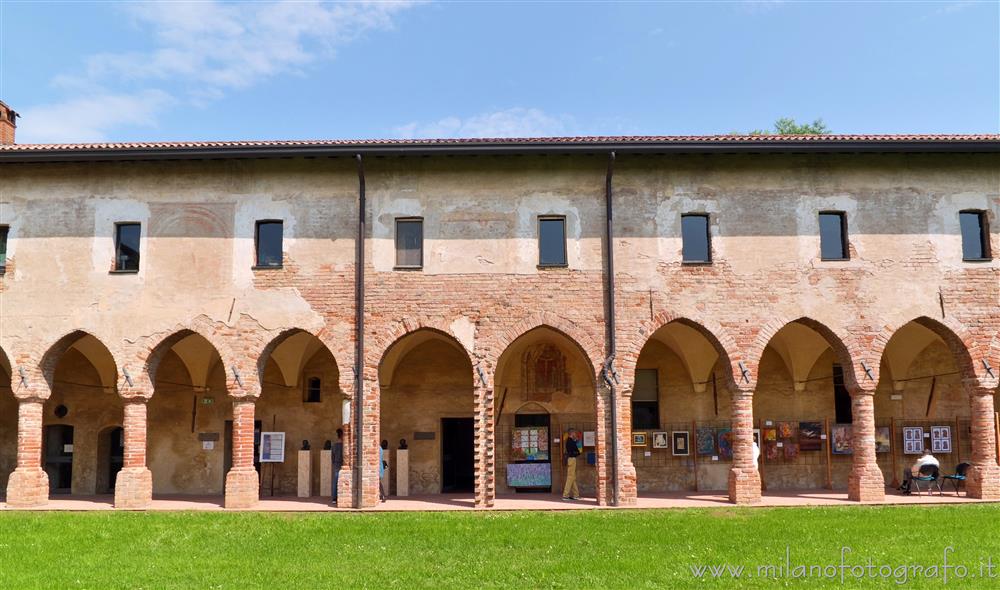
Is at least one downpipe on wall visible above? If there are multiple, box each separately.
[602,151,620,507]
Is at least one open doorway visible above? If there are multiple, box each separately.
[44,425,74,493]
[441,418,474,492]
[96,426,124,494]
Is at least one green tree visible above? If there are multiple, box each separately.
[735,117,831,136]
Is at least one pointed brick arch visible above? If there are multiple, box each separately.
[37,330,122,394]
[749,316,865,391]
[483,312,603,390]
[621,312,742,393]
[131,319,245,398]
[367,316,477,384]
[877,316,985,386]
[256,327,352,400]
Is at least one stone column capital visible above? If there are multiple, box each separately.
[849,385,878,397]
[964,378,999,396]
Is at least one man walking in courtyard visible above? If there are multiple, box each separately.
[562,429,581,500]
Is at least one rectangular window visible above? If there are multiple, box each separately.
[819,212,848,260]
[114,223,141,272]
[0,225,8,272]
[395,218,423,268]
[255,220,283,268]
[833,364,853,424]
[681,214,711,263]
[304,377,321,403]
[960,210,991,261]
[538,216,567,267]
[631,369,660,430]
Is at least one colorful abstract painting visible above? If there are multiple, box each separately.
[783,441,799,460]
[778,421,796,439]
[831,424,853,455]
[717,428,734,460]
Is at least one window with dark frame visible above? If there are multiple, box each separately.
[833,364,853,424]
[631,369,660,430]
[114,223,141,272]
[819,212,849,260]
[681,214,711,263]
[0,225,8,272]
[255,220,283,268]
[538,216,567,267]
[395,218,423,268]
[304,377,321,403]
[959,210,991,261]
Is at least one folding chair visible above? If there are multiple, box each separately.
[911,464,943,496]
[942,462,970,496]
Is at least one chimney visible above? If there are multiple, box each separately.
[0,101,18,145]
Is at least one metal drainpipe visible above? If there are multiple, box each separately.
[603,151,620,507]
[354,153,366,509]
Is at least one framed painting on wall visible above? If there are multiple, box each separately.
[778,421,796,439]
[671,431,690,456]
[831,424,853,455]
[875,426,891,454]
[717,428,734,460]
[696,427,716,456]
[903,427,924,455]
[652,431,669,449]
[931,426,952,453]
[798,421,822,452]
[632,432,647,447]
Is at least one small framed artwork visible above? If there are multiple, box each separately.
[632,432,647,447]
[903,427,924,455]
[931,426,952,453]
[652,431,669,449]
[672,431,690,456]
[831,424,852,455]
[875,426,891,454]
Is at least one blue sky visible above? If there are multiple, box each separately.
[0,1,997,143]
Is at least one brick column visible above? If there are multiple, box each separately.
[615,387,637,505]
[360,379,380,508]
[474,386,495,508]
[6,399,49,508]
[848,386,884,502]
[966,384,1000,500]
[224,399,259,509]
[336,421,353,508]
[114,398,153,509]
[728,386,761,504]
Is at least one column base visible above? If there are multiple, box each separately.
[728,466,761,505]
[114,467,153,509]
[617,462,638,506]
[848,468,885,502]
[224,468,260,509]
[335,466,353,508]
[967,463,1000,500]
[6,468,49,508]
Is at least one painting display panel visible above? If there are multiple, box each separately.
[717,428,734,460]
[875,427,891,454]
[831,424,852,455]
[903,427,924,455]
[696,427,716,456]
[652,432,669,449]
[930,426,952,453]
[671,431,690,456]
[798,421,822,452]
[506,462,552,488]
[511,427,549,461]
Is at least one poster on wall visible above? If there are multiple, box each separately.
[931,426,952,453]
[716,428,734,460]
[671,431,689,456]
[903,427,924,455]
[259,432,286,463]
[583,431,596,447]
[511,427,550,461]
[831,424,853,455]
[506,462,552,488]
[798,422,823,452]
[696,427,716,456]
[652,432,669,449]
[875,426,891,454]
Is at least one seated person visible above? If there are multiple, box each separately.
[899,449,939,494]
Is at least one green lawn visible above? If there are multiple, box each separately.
[2,505,999,588]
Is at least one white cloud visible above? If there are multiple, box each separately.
[18,1,418,143]
[393,108,575,139]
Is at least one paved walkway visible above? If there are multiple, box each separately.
[1,489,992,512]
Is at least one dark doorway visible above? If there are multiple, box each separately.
[44,425,74,493]
[441,418,474,493]
[105,427,124,493]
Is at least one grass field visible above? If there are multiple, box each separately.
[2,504,1000,588]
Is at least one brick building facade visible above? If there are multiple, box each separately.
[0,133,998,510]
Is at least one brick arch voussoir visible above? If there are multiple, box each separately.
[483,311,604,390]
[621,311,742,394]
[37,329,123,393]
[368,315,477,386]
